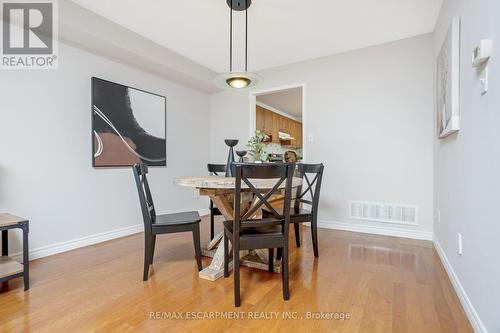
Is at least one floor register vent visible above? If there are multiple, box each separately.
[349,200,418,225]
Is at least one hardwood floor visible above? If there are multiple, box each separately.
[0,216,472,333]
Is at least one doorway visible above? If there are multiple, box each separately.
[249,84,306,162]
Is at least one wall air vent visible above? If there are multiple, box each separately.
[349,200,418,225]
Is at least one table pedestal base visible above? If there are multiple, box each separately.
[198,233,281,281]
[192,187,287,281]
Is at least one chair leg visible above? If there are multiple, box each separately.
[268,248,274,273]
[192,225,203,271]
[223,231,229,278]
[276,248,282,261]
[282,246,290,300]
[143,233,152,281]
[149,235,156,265]
[294,223,301,247]
[311,218,319,257]
[210,210,215,240]
[233,243,241,307]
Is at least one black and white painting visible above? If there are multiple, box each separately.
[92,77,166,167]
[437,17,460,139]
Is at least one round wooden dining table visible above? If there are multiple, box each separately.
[175,175,302,281]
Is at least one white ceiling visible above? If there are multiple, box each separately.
[71,0,442,73]
[257,88,302,118]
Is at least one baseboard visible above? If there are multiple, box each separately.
[11,224,144,261]
[433,237,487,333]
[12,208,209,262]
[319,221,484,331]
[318,220,433,241]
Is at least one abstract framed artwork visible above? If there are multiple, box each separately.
[436,17,460,139]
[92,77,166,167]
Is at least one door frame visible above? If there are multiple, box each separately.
[249,83,307,161]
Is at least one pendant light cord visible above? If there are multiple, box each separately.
[228,0,249,73]
[229,0,233,72]
[245,0,248,72]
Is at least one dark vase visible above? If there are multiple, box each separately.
[224,139,238,177]
[236,150,247,163]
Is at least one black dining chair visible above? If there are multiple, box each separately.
[223,163,295,307]
[132,163,203,281]
[263,163,324,257]
[207,164,226,240]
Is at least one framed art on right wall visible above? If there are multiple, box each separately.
[437,17,461,139]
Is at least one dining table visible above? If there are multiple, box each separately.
[175,175,302,281]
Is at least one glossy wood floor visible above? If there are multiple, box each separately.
[0,216,472,333]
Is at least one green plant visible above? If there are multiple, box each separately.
[246,130,268,162]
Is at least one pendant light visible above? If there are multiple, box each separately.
[214,0,262,90]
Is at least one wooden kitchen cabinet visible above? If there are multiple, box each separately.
[264,109,273,135]
[256,106,264,132]
[289,121,297,140]
[256,106,273,136]
[256,105,303,148]
[284,120,302,148]
[290,120,302,148]
[280,116,290,133]
[272,112,281,143]
[296,121,303,147]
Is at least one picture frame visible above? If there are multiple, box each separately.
[91,77,167,167]
[436,17,461,139]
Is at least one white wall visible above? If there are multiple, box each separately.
[0,42,210,255]
[433,1,500,332]
[210,35,435,238]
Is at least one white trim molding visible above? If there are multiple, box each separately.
[318,220,433,241]
[12,209,211,262]
[12,224,144,261]
[433,237,487,333]
[318,220,484,331]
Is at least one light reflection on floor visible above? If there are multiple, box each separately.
[348,243,418,271]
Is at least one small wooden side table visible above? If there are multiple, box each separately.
[0,213,29,290]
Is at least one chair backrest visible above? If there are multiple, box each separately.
[207,164,226,176]
[294,163,324,217]
[232,163,295,240]
[132,163,156,229]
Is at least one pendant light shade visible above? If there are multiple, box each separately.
[214,0,261,90]
[227,77,250,89]
[215,71,262,90]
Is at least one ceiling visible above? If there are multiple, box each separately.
[257,88,302,119]
[71,0,442,73]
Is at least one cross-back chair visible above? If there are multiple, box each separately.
[263,163,324,257]
[223,162,295,307]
